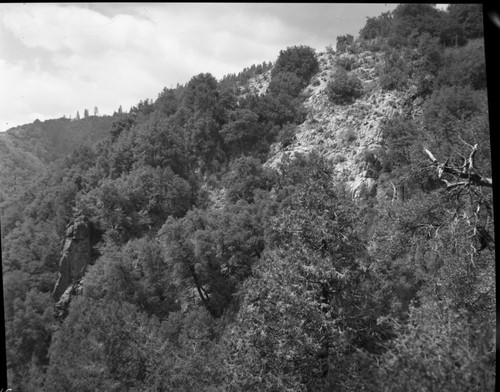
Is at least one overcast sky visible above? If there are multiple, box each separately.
[0,3,408,132]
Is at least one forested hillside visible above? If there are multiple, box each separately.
[0,114,118,202]
[1,4,495,391]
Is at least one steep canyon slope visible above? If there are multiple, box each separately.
[2,4,494,391]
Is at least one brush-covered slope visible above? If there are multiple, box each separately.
[2,4,494,392]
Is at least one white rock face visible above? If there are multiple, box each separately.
[245,69,272,96]
[263,47,420,199]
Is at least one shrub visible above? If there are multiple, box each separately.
[183,73,219,114]
[378,49,409,91]
[423,86,485,145]
[359,11,393,40]
[221,108,265,158]
[424,86,484,124]
[223,156,274,203]
[336,34,354,53]
[271,45,319,84]
[435,41,486,90]
[438,15,467,47]
[389,4,443,48]
[379,69,408,91]
[326,68,363,104]
[447,4,483,39]
[332,153,346,164]
[376,301,495,392]
[277,123,298,149]
[418,33,443,76]
[379,115,425,176]
[253,93,300,129]
[359,37,386,52]
[337,56,357,71]
[337,127,357,145]
[267,71,305,97]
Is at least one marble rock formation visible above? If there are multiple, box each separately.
[52,216,91,302]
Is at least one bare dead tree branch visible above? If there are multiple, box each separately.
[424,143,495,253]
[423,145,492,189]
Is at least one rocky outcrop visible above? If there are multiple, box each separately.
[52,216,92,302]
[54,282,83,318]
[264,47,425,201]
[246,69,272,96]
[349,175,377,199]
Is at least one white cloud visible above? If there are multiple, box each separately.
[0,58,70,128]
[0,4,172,129]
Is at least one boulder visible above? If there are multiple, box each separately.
[54,283,76,318]
[350,176,377,199]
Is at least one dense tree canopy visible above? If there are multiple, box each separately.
[1,4,493,391]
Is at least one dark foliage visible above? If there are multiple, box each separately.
[389,4,443,47]
[223,156,275,203]
[378,48,409,91]
[267,71,305,97]
[435,40,487,90]
[447,4,484,39]
[359,11,393,40]
[271,45,319,85]
[326,67,363,104]
[1,5,493,391]
[183,73,219,115]
[336,34,354,53]
[277,122,298,149]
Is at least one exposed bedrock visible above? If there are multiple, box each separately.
[52,215,92,302]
